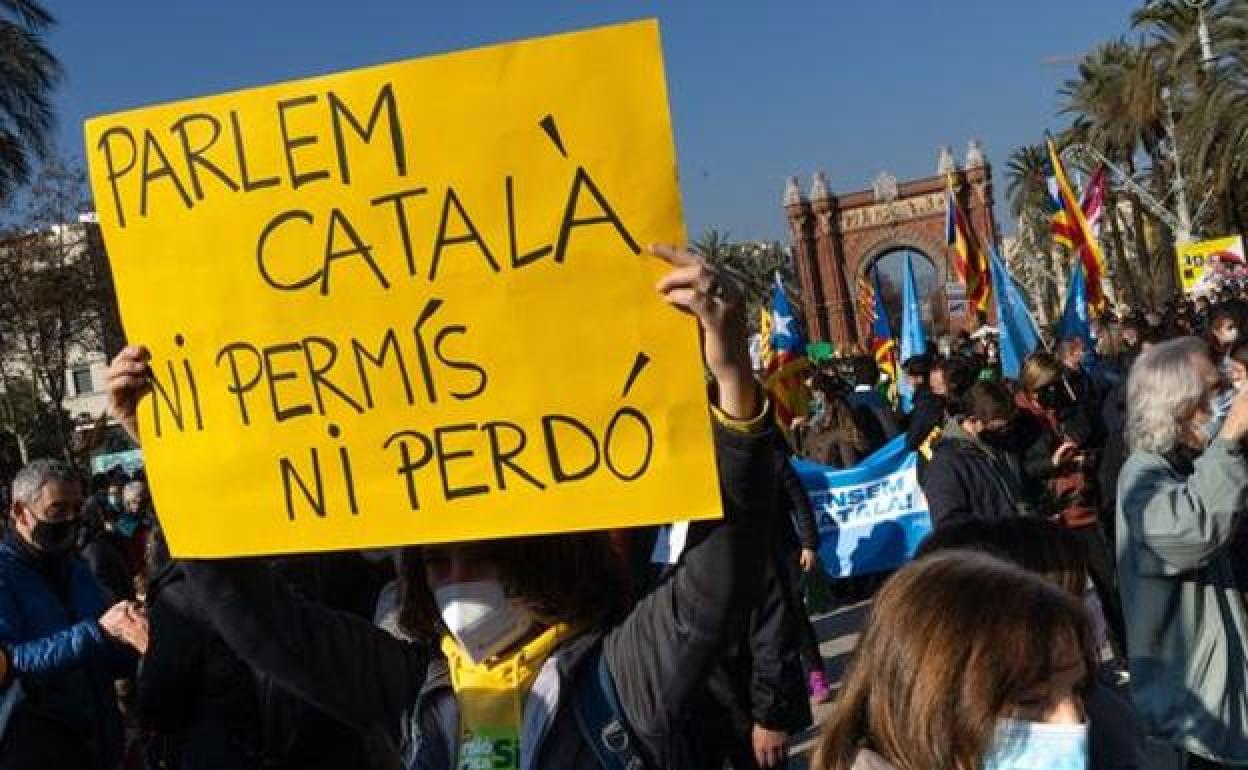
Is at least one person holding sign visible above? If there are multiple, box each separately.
[106,243,774,770]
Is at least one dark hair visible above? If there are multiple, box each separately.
[903,354,932,379]
[851,356,879,388]
[810,369,847,399]
[938,355,979,406]
[814,551,1095,770]
[916,518,1090,596]
[964,381,1014,423]
[397,531,630,640]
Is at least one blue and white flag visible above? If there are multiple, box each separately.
[898,253,927,413]
[1058,260,1092,348]
[989,245,1042,379]
[791,435,931,578]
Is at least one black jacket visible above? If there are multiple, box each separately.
[78,526,133,606]
[138,563,263,770]
[685,549,811,770]
[905,388,946,454]
[183,417,775,770]
[774,440,818,552]
[922,420,1026,529]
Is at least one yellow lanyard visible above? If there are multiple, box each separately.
[442,624,566,770]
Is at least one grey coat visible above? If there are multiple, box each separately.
[1116,438,1248,763]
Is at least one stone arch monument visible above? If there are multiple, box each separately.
[783,140,999,352]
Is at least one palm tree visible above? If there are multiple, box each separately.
[1005,144,1064,317]
[0,0,61,200]
[692,229,794,330]
[1059,39,1169,305]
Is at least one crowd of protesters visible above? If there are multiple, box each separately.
[4,252,1248,770]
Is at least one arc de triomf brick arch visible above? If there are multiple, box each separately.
[783,142,999,353]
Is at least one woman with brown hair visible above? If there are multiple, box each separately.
[814,551,1095,770]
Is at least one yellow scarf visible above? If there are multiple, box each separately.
[442,624,567,770]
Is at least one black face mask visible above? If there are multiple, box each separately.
[29,518,79,555]
[978,427,1012,448]
[1037,380,1076,413]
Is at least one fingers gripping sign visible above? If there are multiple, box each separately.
[651,243,756,420]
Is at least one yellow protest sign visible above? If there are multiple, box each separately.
[1177,235,1246,294]
[83,19,723,558]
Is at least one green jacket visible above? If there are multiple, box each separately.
[1116,439,1248,763]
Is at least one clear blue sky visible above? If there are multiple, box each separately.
[52,0,1141,241]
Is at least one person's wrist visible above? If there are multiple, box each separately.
[714,371,759,420]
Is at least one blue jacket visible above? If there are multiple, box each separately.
[0,535,133,766]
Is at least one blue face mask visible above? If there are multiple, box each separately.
[983,718,1088,770]
[115,513,141,538]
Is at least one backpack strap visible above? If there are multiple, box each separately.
[571,648,648,770]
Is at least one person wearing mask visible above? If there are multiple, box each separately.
[921,381,1026,528]
[916,517,1150,770]
[118,480,154,582]
[1117,337,1248,768]
[1015,352,1125,658]
[106,244,777,770]
[0,459,148,770]
[103,478,125,520]
[813,551,1096,770]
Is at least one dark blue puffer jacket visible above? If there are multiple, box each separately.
[0,534,134,766]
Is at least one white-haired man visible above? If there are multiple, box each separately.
[1118,336,1248,769]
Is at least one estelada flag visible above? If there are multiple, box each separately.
[764,274,810,431]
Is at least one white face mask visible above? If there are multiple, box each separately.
[983,718,1088,770]
[434,580,534,665]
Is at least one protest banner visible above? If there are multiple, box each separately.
[83,19,723,558]
[90,448,144,476]
[1177,235,1246,294]
[791,436,931,578]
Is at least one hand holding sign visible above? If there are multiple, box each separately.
[651,243,755,420]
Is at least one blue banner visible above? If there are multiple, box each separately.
[791,435,931,578]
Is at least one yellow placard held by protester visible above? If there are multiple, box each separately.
[1177,235,1246,294]
[83,20,723,558]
